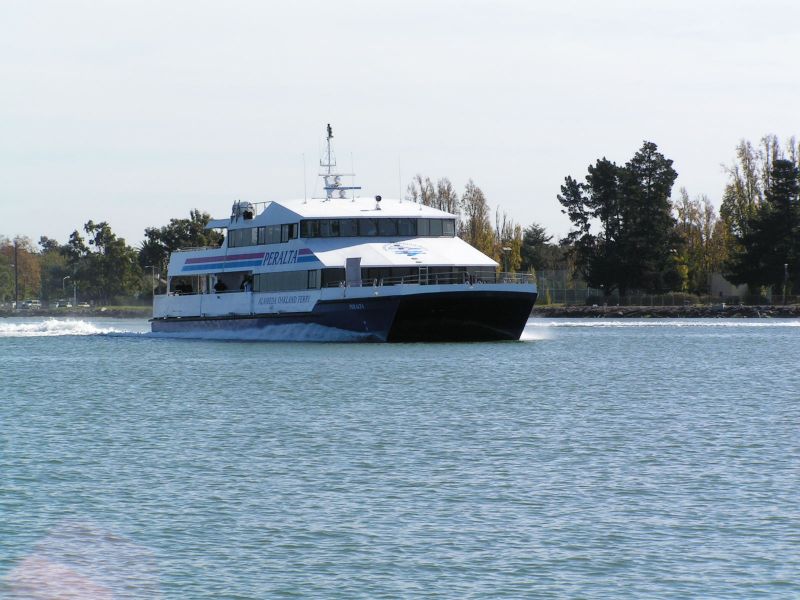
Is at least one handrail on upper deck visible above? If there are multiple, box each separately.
[173,246,223,253]
[325,271,535,288]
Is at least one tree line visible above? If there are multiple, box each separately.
[0,212,221,305]
[2,134,798,305]
[556,135,800,299]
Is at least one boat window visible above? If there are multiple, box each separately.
[281,224,290,243]
[319,220,336,237]
[298,217,455,239]
[253,270,312,292]
[321,268,346,286]
[378,218,398,236]
[257,227,266,244]
[397,218,416,236]
[307,269,321,289]
[339,219,358,236]
[358,218,378,236]
[300,220,319,238]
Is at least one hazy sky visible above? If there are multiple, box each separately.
[2,0,798,247]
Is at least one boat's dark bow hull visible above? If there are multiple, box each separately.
[387,291,536,342]
[150,289,536,342]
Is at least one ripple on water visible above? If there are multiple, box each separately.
[1,317,799,598]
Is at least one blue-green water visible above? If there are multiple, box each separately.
[1,317,799,599]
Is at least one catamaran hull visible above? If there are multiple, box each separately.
[150,290,537,342]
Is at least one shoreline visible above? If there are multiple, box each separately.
[531,304,800,318]
[0,307,151,319]
[3,304,800,320]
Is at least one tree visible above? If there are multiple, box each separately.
[459,180,494,257]
[619,141,681,292]
[726,159,800,292]
[720,135,800,266]
[406,174,436,206]
[673,189,726,294]
[494,210,522,272]
[406,175,460,216]
[38,236,69,302]
[0,237,41,302]
[65,221,142,304]
[140,210,221,276]
[519,222,566,273]
[558,141,680,294]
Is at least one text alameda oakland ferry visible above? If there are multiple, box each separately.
[151,126,537,341]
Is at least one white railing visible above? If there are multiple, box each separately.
[325,271,535,288]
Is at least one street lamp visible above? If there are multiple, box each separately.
[13,240,18,310]
[501,247,512,274]
[62,275,77,307]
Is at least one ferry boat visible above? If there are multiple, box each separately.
[151,127,537,341]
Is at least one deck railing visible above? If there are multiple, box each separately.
[172,246,222,253]
[160,271,534,297]
[325,272,535,288]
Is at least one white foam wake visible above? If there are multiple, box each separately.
[0,319,128,337]
[519,321,554,341]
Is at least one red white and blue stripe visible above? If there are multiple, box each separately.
[296,248,318,264]
[182,252,266,272]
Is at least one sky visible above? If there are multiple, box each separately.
[2,0,799,247]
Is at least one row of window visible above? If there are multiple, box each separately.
[299,218,456,238]
[229,218,457,248]
[228,223,299,248]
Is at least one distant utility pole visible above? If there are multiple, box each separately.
[784,263,789,306]
[13,239,18,309]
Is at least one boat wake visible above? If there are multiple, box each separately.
[519,321,554,341]
[0,319,132,338]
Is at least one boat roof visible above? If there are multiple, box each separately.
[167,235,496,276]
[309,237,496,268]
[206,197,454,229]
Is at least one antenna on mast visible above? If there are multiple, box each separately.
[319,124,360,200]
[302,153,307,203]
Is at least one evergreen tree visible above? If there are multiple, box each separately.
[558,141,680,294]
[520,223,565,272]
[726,159,800,292]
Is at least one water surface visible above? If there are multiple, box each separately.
[1,317,798,598]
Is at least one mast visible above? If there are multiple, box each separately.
[319,124,360,200]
